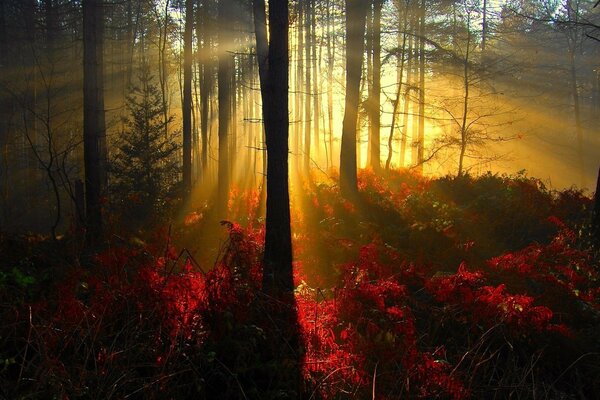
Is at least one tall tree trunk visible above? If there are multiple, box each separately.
[295,0,304,171]
[182,0,193,195]
[400,10,414,168]
[365,3,372,167]
[410,9,418,166]
[387,1,408,171]
[304,0,312,171]
[0,0,7,220]
[253,6,299,394]
[158,0,170,139]
[569,47,585,188]
[198,0,211,176]
[340,0,369,197]
[369,0,382,172]
[230,45,238,175]
[326,0,335,168]
[311,0,320,162]
[218,0,231,213]
[416,0,425,172]
[566,0,584,187]
[458,26,471,177]
[83,0,107,243]
[252,0,293,295]
[399,83,411,167]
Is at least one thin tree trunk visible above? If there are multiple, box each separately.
[182,0,193,195]
[312,0,320,161]
[198,0,211,176]
[304,0,312,171]
[458,26,471,177]
[159,0,170,139]
[387,1,408,171]
[569,47,585,188]
[326,0,335,168]
[416,0,425,172]
[295,0,304,171]
[365,3,372,167]
[369,0,382,172]
[218,0,231,212]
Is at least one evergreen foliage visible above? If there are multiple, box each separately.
[111,63,180,227]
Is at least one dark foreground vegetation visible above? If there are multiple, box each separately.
[2,170,600,399]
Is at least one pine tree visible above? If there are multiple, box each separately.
[111,63,180,227]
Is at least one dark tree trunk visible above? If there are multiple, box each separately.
[458,26,471,177]
[416,0,425,172]
[83,0,107,243]
[326,0,335,168]
[0,0,8,229]
[182,0,193,195]
[295,0,304,171]
[217,0,231,213]
[369,0,382,172]
[569,47,585,188]
[198,0,211,176]
[304,0,312,172]
[311,0,320,161]
[387,2,408,171]
[340,0,369,197]
[253,0,293,295]
[253,5,299,395]
[365,3,372,167]
[400,27,414,168]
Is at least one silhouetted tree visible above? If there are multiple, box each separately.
[253,0,293,295]
[182,0,193,195]
[111,63,179,228]
[217,0,232,213]
[340,0,369,197]
[83,0,107,243]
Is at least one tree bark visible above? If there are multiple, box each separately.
[458,25,471,177]
[387,1,408,171]
[416,0,425,172]
[369,0,382,172]
[182,0,193,195]
[197,0,211,176]
[83,0,107,243]
[158,0,170,139]
[252,0,293,296]
[326,0,335,168]
[399,28,413,168]
[304,0,312,171]
[311,0,320,161]
[217,0,231,213]
[295,0,304,171]
[340,0,369,198]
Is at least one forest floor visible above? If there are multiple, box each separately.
[1,169,600,399]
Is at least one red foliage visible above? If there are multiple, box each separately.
[488,218,600,309]
[5,173,599,399]
[426,263,566,334]
[298,243,468,399]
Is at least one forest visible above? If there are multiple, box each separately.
[1,0,600,398]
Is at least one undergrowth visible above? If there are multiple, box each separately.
[1,170,599,399]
